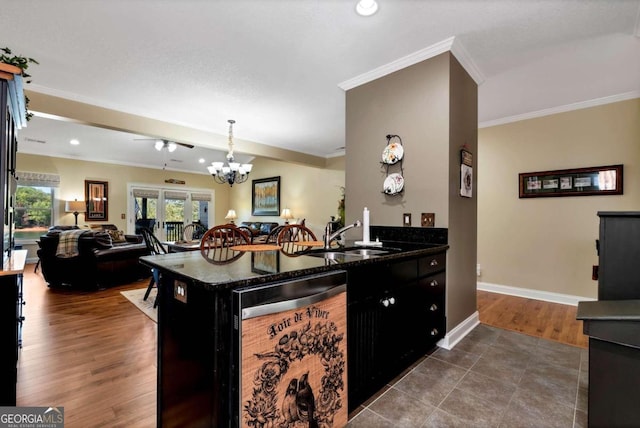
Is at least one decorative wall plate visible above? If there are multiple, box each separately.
[381,142,404,165]
[383,173,404,195]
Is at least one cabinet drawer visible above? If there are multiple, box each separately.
[417,271,445,295]
[389,259,418,283]
[418,252,446,276]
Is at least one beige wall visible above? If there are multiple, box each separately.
[478,98,640,299]
[17,153,230,258]
[228,156,346,238]
[345,52,478,332]
[17,152,345,260]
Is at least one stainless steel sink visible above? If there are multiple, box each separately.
[304,247,394,261]
[305,251,364,261]
[343,248,390,257]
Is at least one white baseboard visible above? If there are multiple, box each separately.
[477,281,595,306]
[437,311,480,350]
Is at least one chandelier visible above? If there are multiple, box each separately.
[207,119,253,186]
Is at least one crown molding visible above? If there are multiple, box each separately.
[339,36,486,91]
[450,37,485,85]
[479,91,640,129]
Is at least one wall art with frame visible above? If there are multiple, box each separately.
[252,176,280,216]
[519,165,623,198]
[85,180,109,221]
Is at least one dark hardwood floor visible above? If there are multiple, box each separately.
[17,264,588,427]
[18,265,156,427]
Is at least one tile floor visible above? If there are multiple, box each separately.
[347,324,588,428]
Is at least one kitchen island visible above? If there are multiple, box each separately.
[141,237,447,427]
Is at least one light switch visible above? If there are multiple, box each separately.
[403,213,411,227]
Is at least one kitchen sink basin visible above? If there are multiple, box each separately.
[303,246,399,261]
[305,251,364,261]
[343,248,390,257]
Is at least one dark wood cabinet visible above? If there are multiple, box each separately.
[597,212,640,300]
[0,251,27,406]
[347,250,446,411]
[0,66,25,407]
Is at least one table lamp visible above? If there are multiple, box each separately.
[65,199,86,226]
[225,209,238,224]
[280,208,294,225]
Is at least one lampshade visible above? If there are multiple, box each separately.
[65,199,86,226]
[280,208,293,224]
[225,209,238,223]
[65,200,86,213]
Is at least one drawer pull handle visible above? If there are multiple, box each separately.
[430,328,439,336]
[381,297,396,307]
[429,304,438,311]
[430,280,438,287]
[430,259,438,266]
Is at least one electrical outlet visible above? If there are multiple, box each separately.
[421,213,435,227]
[121,213,126,219]
[476,264,481,277]
[403,213,411,227]
[174,280,188,303]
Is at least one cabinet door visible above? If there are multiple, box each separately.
[347,294,384,410]
[599,214,640,300]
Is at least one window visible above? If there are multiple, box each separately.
[14,172,60,242]
[14,185,55,240]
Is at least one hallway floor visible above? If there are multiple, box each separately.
[347,324,588,427]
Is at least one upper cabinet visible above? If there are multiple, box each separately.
[0,64,25,261]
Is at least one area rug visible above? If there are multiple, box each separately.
[121,288,157,323]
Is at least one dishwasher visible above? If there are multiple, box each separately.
[232,271,348,428]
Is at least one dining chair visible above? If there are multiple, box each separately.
[237,225,255,244]
[264,225,286,244]
[276,224,319,255]
[183,222,207,242]
[199,224,251,263]
[140,228,167,308]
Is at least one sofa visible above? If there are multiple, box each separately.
[239,222,280,238]
[37,225,151,289]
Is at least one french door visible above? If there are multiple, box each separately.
[128,184,214,241]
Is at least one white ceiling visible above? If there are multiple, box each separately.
[3,0,640,173]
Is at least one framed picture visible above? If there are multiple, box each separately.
[252,176,280,216]
[460,149,473,198]
[519,165,623,198]
[85,180,109,221]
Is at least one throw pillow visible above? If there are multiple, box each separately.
[107,229,127,243]
[94,231,113,248]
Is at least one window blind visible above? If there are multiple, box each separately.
[15,171,61,187]
[191,192,212,202]
[164,190,188,200]
[132,188,160,199]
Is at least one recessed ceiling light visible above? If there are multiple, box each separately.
[198,158,205,163]
[70,139,80,145]
[356,0,378,16]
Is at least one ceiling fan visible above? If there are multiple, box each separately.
[134,138,195,152]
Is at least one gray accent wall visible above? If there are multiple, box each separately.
[345,52,477,332]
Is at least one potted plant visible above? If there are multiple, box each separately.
[0,47,38,121]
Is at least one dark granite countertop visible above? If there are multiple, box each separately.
[139,240,448,291]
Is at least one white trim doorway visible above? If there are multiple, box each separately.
[127,182,215,241]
